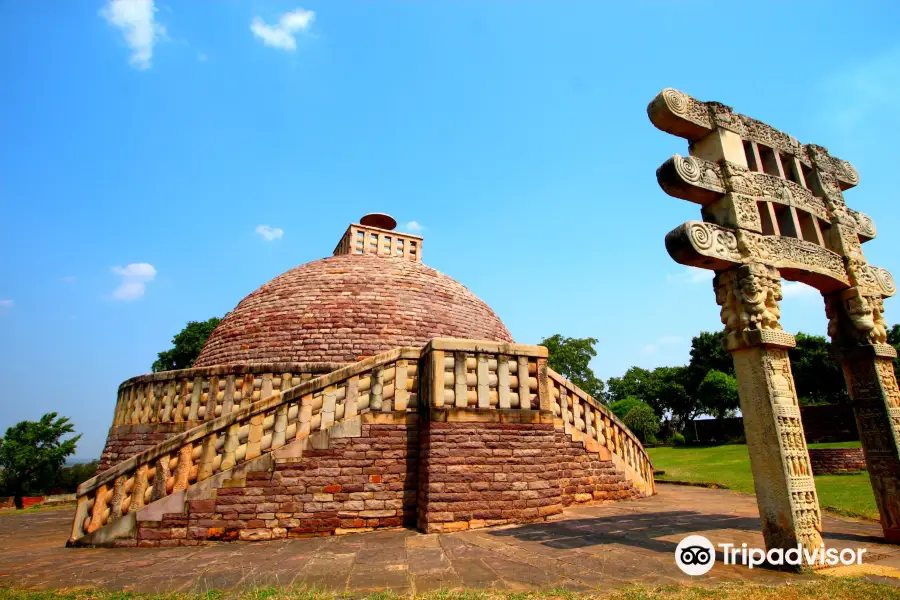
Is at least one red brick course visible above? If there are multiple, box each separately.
[808,448,866,474]
[417,418,564,533]
[131,413,643,546]
[136,420,417,544]
[193,255,512,367]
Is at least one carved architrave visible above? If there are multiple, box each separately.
[656,154,726,204]
[667,221,850,290]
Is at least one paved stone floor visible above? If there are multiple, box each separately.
[3,484,900,594]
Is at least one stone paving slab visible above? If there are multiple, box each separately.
[2,484,900,593]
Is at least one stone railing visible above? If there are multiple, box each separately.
[419,338,550,411]
[71,348,420,542]
[416,339,654,496]
[111,363,344,426]
[548,370,655,494]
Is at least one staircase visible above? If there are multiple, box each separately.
[69,339,654,547]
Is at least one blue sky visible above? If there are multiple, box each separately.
[2,1,899,459]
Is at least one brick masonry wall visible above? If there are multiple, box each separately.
[417,410,564,533]
[808,448,866,475]
[126,410,645,546]
[555,430,640,506]
[135,414,418,545]
[98,423,196,473]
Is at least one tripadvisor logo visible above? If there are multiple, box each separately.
[675,535,716,575]
[675,535,868,575]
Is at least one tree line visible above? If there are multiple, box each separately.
[544,327,900,444]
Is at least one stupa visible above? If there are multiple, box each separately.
[71,215,654,547]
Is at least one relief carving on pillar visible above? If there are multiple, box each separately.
[714,263,788,349]
[826,288,889,347]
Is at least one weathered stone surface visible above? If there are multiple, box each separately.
[650,87,900,550]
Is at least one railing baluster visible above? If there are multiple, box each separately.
[476,353,490,408]
[497,354,510,408]
[395,360,409,411]
[517,356,530,409]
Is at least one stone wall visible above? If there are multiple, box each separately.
[134,413,417,546]
[118,410,642,546]
[417,409,563,533]
[98,423,195,473]
[808,448,866,475]
[556,430,641,506]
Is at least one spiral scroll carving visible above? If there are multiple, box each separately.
[689,222,714,250]
[876,268,897,297]
[842,160,860,186]
[856,213,876,238]
[674,154,701,183]
[662,88,688,115]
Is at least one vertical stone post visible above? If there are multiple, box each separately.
[826,287,900,541]
[715,264,824,554]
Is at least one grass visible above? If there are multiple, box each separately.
[646,443,878,521]
[1,581,900,600]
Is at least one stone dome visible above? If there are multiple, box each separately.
[194,253,513,366]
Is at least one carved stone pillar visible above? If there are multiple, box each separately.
[826,287,900,541]
[716,263,824,553]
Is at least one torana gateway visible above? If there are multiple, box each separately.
[649,88,899,552]
[69,214,655,546]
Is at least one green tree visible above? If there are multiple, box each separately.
[0,414,81,508]
[152,317,221,373]
[789,333,848,405]
[687,331,733,392]
[623,404,661,444]
[697,369,739,418]
[888,324,900,374]
[651,365,696,431]
[609,396,644,420]
[53,460,99,494]
[606,366,655,403]
[541,334,605,400]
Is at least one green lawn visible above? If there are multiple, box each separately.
[647,442,878,521]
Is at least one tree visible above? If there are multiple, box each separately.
[651,366,696,431]
[888,325,900,375]
[0,414,81,508]
[623,404,661,444]
[609,396,645,421]
[697,369,739,418]
[541,334,605,400]
[152,317,221,372]
[606,366,656,404]
[687,331,733,392]
[789,333,848,405]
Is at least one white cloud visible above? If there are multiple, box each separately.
[250,8,315,51]
[0,299,13,309]
[256,225,284,241]
[61,275,77,283]
[100,0,165,70]
[405,221,424,234]
[198,53,208,62]
[111,262,157,301]
[666,266,714,284]
[782,281,819,300]
[821,44,900,131]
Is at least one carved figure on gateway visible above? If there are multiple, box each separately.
[68,213,656,548]
[648,88,900,553]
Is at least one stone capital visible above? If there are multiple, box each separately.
[714,263,792,352]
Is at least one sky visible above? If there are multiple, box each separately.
[2,1,900,459]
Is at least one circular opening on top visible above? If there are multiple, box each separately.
[360,213,397,231]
